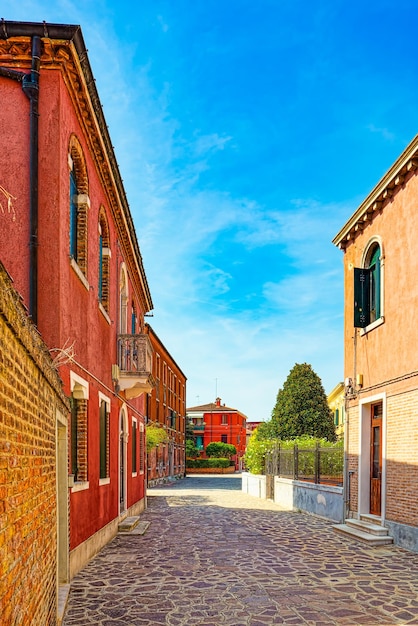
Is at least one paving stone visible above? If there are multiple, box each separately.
[63,474,418,625]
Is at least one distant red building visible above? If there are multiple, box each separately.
[145,324,187,485]
[187,398,247,469]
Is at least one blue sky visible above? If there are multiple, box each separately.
[4,1,418,421]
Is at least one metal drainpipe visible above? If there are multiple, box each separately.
[22,36,41,325]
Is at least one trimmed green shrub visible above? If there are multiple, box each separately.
[205,442,236,458]
[186,457,230,468]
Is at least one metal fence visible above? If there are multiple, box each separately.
[264,444,343,486]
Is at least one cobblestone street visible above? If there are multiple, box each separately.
[63,475,418,625]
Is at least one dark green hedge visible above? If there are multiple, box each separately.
[186,457,230,468]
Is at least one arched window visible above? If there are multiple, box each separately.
[119,264,128,334]
[354,241,383,328]
[98,207,110,313]
[68,135,89,277]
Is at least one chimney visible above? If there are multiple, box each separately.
[215,397,221,407]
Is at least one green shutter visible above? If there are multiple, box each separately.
[70,396,78,480]
[132,423,137,473]
[100,401,107,479]
[354,267,370,328]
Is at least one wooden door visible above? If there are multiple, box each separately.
[370,403,382,515]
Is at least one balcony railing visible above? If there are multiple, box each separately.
[193,425,205,431]
[117,334,155,399]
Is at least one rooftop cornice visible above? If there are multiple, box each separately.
[0,20,153,313]
[333,134,418,249]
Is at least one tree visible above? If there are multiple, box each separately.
[186,439,200,458]
[205,442,236,458]
[185,419,200,457]
[270,363,336,442]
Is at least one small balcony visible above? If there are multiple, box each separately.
[117,334,155,399]
[193,424,205,431]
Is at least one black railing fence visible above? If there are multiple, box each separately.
[264,443,343,486]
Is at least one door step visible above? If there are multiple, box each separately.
[118,516,140,532]
[118,516,150,535]
[333,516,393,546]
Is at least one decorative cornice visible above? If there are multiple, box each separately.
[333,134,418,249]
[0,23,153,314]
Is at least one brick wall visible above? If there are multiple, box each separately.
[386,391,418,526]
[0,262,69,625]
[347,404,359,513]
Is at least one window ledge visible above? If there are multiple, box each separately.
[71,481,89,493]
[99,302,111,324]
[70,258,89,291]
[360,316,385,336]
[99,477,110,486]
[132,472,138,478]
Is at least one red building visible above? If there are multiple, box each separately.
[145,324,187,485]
[0,21,155,582]
[187,398,247,469]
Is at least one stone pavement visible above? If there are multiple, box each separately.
[62,474,418,626]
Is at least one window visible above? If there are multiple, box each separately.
[221,414,228,425]
[354,242,382,329]
[68,135,89,277]
[70,170,78,259]
[335,408,339,426]
[119,264,128,334]
[131,301,137,334]
[221,434,228,443]
[99,396,110,479]
[132,419,138,474]
[98,208,111,313]
[70,372,89,484]
[139,423,145,473]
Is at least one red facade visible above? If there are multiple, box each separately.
[145,324,187,485]
[0,23,156,580]
[187,398,247,469]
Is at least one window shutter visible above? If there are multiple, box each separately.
[354,267,370,328]
[99,400,107,479]
[98,234,103,301]
[70,171,78,258]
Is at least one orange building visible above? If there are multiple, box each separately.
[145,324,187,485]
[187,398,247,469]
[333,134,418,552]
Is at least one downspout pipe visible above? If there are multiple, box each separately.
[22,36,41,325]
[0,35,41,323]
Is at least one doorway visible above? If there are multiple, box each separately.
[358,394,386,519]
[370,403,382,515]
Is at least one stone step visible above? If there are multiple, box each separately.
[333,523,393,546]
[118,516,141,532]
[346,518,390,536]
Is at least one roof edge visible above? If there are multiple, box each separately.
[333,134,418,248]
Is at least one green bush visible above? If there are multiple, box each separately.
[186,457,230,468]
[146,425,169,452]
[205,442,236,458]
[245,432,343,476]
[244,433,278,474]
[185,439,200,458]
